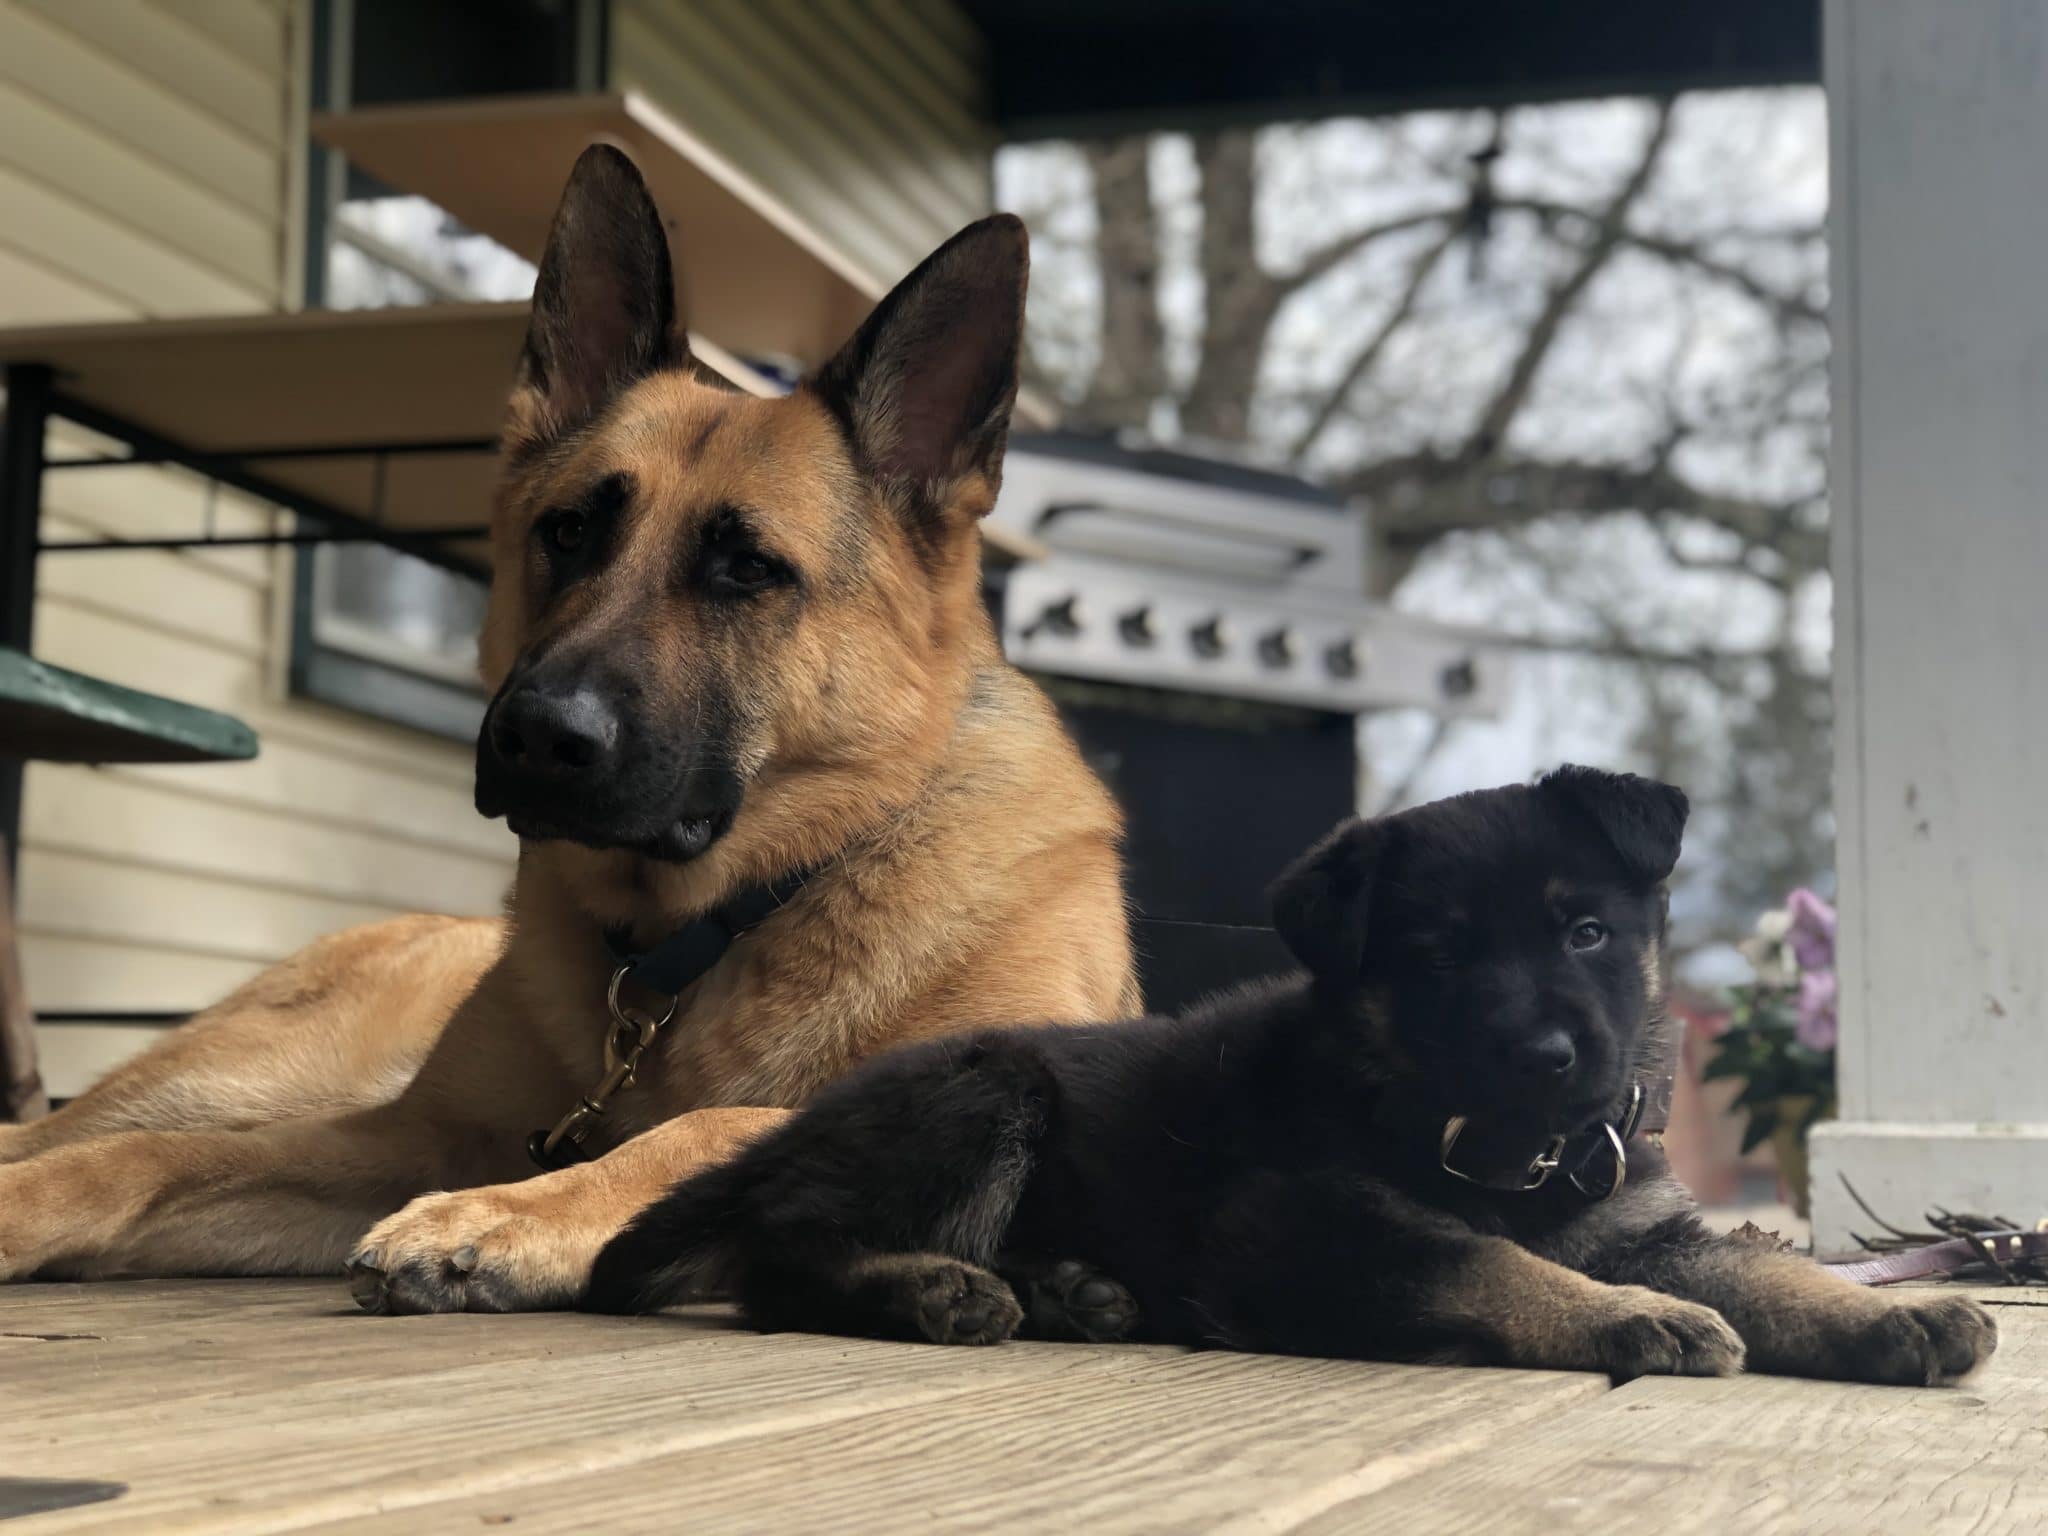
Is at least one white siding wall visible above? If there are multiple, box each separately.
[0,0,515,1095]
[608,0,994,286]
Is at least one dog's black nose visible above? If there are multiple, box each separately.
[1511,1029,1576,1081]
[488,685,620,779]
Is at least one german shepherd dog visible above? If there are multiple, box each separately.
[590,769,1995,1386]
[0,148,1137,1308]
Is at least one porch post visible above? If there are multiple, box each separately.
[0,363,51,881]
[1810,0,2048,1246]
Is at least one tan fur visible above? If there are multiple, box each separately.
[0,289,1136,1301]
[1650,1224,1998,1385]
[1426,1237,1747,1378]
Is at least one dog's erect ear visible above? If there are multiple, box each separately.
[1539,765,1690,886]
[511,145,687,447]
[810,214,1026,528]
[1270,818,1388,983]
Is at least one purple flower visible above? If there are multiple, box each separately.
[1796,967,1838,1051]
[1785,887,1836,973]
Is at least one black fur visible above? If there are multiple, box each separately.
[587,767,1995,1386]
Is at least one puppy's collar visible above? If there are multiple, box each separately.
[1439,1065,1674,1201]
[527,865,815,1171]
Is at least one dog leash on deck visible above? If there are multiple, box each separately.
[1821,1228,2048,1286]
[1815,1181,2048,1285]
[526,866,814,1172]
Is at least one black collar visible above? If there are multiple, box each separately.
[527,864,817,1173]
[1436,1048,1676,1203]
[604,864,817,999]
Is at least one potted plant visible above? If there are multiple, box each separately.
[1703,889,1839,1216]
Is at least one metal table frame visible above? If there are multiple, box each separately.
[0,359,495,867]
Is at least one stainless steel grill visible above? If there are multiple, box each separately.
[991,435,1505,717]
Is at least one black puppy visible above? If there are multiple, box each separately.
[588,768,1994,1385]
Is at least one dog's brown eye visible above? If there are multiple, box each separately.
[725,553,773,588]
[1568,919,1608,953]
[546,513,586,554]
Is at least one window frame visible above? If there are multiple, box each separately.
[287,0,603,741]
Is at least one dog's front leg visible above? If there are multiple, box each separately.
[346,1106,791,1314]
[1200,1173,1745,1380]
[0,1102,489,1280]
[1594,1212,1996,1385]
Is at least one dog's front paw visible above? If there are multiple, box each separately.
[348,1179,612,1316]
[1840,1295,1997,1386]
[890,1258,1023,1346]
[1015,1259,1140,1342]
[1581,1287,1747,1382]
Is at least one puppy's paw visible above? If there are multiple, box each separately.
[1582,1288,1746,1382]
[1017,1259,1140,1342]
[901,1259,1024,1346]
[1840,1295,1997,1386]
[348,1181,612,1316]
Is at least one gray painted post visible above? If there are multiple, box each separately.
[1810,0,2048,1247]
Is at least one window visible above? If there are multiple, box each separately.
[291,0,602,740]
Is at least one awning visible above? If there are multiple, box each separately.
[0,304,1037,570]
[962,0,1821,140]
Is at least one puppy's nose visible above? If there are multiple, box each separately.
[1511,1029,1577,1082]
[488,686,620,779]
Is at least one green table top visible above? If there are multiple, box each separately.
[0,646,258,765]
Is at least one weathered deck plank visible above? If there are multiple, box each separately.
[301,1350,1606,1535]
[0,1281,2037,1535]
[1296,1295,2047,1536]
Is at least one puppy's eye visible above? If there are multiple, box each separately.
[1568,918,1608,953]
[544,512,586,554]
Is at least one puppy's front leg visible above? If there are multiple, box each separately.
[1421,1237,1747,1380]
[1596,1214,1996,1385]
[1201,1174,1744,1380]
[347,1106,792,1314]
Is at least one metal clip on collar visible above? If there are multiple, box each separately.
[527,964,679,1171]
[1438,1081,1643,1201]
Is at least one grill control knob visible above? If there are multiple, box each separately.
[1256,626,1295,668]
[1441,657,1479,698]
[1188,615,1229,659]
[1118,604,1158,647]
[1325,636,1362,679]
[1029,594,1083,638]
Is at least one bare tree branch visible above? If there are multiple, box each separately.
[1342,450,1824,594]
[1365,716,1458,815]
[1289,221,1461,462]
[1486,629,1771,680]
[1493,198,1826,326]
[1466,101,1676,457]
[1271,208,1457,297]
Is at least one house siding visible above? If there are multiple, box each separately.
[607,0,995,287]
[0,0,516,1096]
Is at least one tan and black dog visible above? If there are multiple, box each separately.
[0,147,1138,1309]
[591,769,1995,1387]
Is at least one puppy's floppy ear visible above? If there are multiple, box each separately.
[1270,818,1388,982]
[810,214,1027,535]
[1539,765,1690,886]
[510,145,688,449]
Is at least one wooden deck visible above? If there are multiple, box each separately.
[1,1279,2042,1534]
